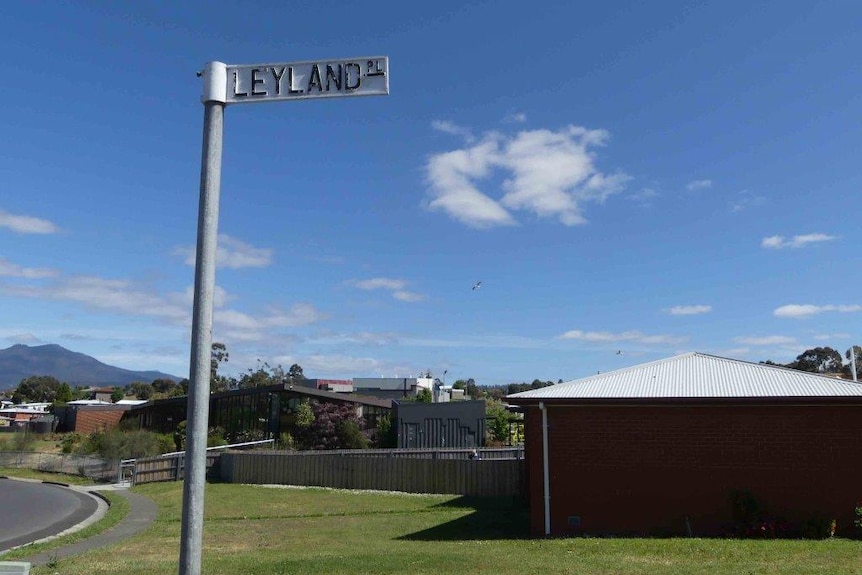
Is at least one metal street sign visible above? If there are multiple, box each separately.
[204,57,389,105]
[182,57,388,575]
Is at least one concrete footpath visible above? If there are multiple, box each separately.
[22,486,157,567]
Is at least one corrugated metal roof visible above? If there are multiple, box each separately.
[507,352,862,400]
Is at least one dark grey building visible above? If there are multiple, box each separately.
[394,400,486,448]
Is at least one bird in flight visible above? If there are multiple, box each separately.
[472,281,482,291]
[616,350,622,355]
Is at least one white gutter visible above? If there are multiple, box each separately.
[540,401,551,536]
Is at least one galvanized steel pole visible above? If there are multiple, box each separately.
[180,61,227,575]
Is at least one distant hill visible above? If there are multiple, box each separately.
[0,343,183,390]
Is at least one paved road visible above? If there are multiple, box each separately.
[0,479,98,551]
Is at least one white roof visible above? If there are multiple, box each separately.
[507,352,862,401]
[115,399,148,406]
[67,399,113,405]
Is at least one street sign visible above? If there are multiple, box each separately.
[210,57,389,105]
[182,57,388,575]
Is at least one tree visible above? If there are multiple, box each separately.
[295,400,314,429]
[786,347,843,374]
[129,382,155,400]
[110,387,125,402]
[287,363,305,382]
[237,361,283,389]
[414,388,432,403]
[13,375,62,403]
[210,342,233,393]
[300,401,369,450]
[485,400,511,445]
[374,414,396,448]
[151,378,178,395]
[211,342,229,378]
[54,382,73,405]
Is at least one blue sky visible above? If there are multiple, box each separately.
[1,1,860,385]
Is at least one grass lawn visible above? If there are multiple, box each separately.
[0,466,96,486]
[20,482,862,575]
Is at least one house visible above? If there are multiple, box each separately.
[0,403,50,422]
[293,379,354,393]
[0,403,55,433]
[90,387,117,403]
[54,402,134,434]
[352,377,434,401]
[506,352,862,537]
[124,382,393,438]
[393,400,486,448]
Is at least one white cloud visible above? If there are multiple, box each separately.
[686,179,712,191]
[666,305,711,316]
[761,233,836,249]
[774,304,862,318]
[305,331,400,346]
[0,269,325,346]
[393,290,425,302]
[292,353,385,376]
[4,333,42,345]
[349,277,425,302]
[216,303,326,335]
[353,278,406,291]
[0,209,57,234]
[431,120,474,142]
[503,112,527,124]
[0,275,190,322]
[0,257,57,279]
[175,234,273,269]
[403,334,544,349]
[814,333,850,341]
[734,335,797,345]
[425,125,629,228]
[730,191,765,212]
[630,187,659,204]
[559,329,685,345]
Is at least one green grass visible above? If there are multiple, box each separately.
[0,467,96,485]
[19,483,862,575]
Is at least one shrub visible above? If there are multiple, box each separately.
[485,401,510,444]
[78,429,171,460]
[801,517,836,539]
[278,432,297,450]
[374,414,396,448]
[337,419,369,449]
[61,432,83,454]
[298,401,370,450]
[207,427,228,448]
[9,431,36,452]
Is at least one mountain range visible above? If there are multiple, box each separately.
[0,344,182,390]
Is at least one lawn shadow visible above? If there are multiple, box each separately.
[398,496,531,541]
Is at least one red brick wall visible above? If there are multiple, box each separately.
[74,409,125,435]
[524,403,862,537]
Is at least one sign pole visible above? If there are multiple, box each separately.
[180,61,226,575]
[179,57,386,575]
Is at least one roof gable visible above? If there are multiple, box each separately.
[507,352,862,401]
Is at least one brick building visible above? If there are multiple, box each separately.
[506,352,862,537]
[55,403,131,434]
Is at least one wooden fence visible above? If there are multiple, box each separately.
[128,452,222,485]
[220,448,525,497]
